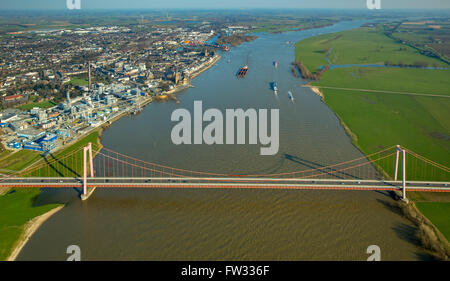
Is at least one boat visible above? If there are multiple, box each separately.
[237,65,248,78]
[273,82,278,94]
[132,107,143,115]
[288,91,294,101]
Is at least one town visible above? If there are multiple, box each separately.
[0,22,239,154]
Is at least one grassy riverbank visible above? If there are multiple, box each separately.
[295,26,447,73]
[295,27,449,179]
[0,190,62,260]
[416,202,450,241]
[295,25,450,252]
[312,67,450,181]
[0,130,103,260]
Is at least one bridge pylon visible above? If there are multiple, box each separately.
[394,145,408,203]
[81,142,95,200]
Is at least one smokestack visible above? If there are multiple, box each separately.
[88,61,91,91]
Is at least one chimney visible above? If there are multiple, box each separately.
[88,61,91,91]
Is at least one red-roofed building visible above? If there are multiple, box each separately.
[2,94,26,105]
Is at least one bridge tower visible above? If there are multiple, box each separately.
[394,145,408,202]
[81,142,95,200]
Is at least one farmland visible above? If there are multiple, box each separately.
[295,25,450,244]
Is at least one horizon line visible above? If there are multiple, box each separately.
[1,7,450,11]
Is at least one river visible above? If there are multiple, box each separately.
[18,20,431,261]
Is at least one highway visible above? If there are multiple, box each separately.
[1,177,449,192]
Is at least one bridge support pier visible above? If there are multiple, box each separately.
[401,148,408,203]
[394,145,408,202]
[81,142,95,201]
[394,145,400,181]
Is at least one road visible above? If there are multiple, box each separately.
[1,177,449,192]
[303,85,450,98]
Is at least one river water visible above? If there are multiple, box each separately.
[18,21,431,261]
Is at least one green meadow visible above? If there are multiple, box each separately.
[0,189,61,260]
[312,67,450,181]
[69,77,89,86]
[416,202,450,241]
[295,27,447,73]
[17,100,57,111]
[0,150,42,172]
[295,26,450,243]
[295,27,450,182]
[0,131,102,260]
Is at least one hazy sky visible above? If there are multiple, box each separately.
[1,0,450,10]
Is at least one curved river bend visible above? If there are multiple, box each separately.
[18,21,431,260]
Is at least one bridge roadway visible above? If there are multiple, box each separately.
[1,177,449,192]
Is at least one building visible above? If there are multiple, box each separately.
[17,128,45,140]
[23,141,43,152]
[175,72,181,85]
[38,134,58,152]
[2,94,26,105]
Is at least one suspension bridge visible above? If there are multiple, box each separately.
[1,144,449,201]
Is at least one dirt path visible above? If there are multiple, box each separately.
[303,85,450,98]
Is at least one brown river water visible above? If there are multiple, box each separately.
[18,21,431,260]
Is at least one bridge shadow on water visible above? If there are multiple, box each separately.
[376,198,437,261]
[283,153,362,180]
[392,222,436,261]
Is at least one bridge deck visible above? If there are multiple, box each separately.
[1,177,449,192]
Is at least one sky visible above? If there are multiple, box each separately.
[1,0,450,10]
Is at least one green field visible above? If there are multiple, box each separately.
[0,149,13,161]
[295,27,447,73]
[314,67,450,96]
[0,131,102,260]
[0,189,61,260]
[296,27,450,182]
[311,67,450,181]
[17,100,57,111]
[251,20,334,34]
[69,73,107,87]
[295,26,450,245]
[0,150,42,172]
[416,202,450,241]
[69,77,89,86]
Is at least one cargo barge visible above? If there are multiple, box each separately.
[237,65,248,78]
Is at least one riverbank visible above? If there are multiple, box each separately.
[7,205,64,261]
[397,200,450,260]
[305,84,359,147]
[297,26,450,259]
[0,53,223,261]
[190,54,221,80]
[307,85,324,100]
[216,35,257,47]
[0,129,103,261]
[16,20,436,261]
[0,189,63,261]
[155,54,221,102]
